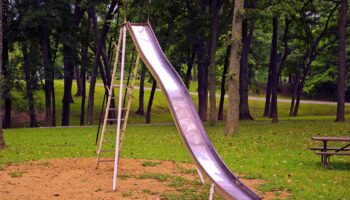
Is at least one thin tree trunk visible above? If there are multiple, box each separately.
[80,21,89,126]
[50,34,59,127]
[185,45,196,89]
[208,0,221,125]
[136,64,146,115]
[289,73,299,116]
[86,1,119,125]
[336,0,347,122]
[146,79,157,124]
[270,16,279,123]
[3,36,11,128]
[75,65,83,96]
[39,25,52,125]
[217,45,230,121]
[197,41,208,121]
[225,0,243,135]
[0,0,5,148]
[263,66,272,117]
[22,43,38,127]
[61,45,75,126]
[239,19,254,120]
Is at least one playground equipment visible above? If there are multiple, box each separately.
[96,21,261,200]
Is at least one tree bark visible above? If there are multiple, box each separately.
[74,64,83,96]
[263,60,272,117]
[208,0,222,125]
[61,44,75,126]
[136,64,146,115]
[184,45,196,89]
[80,20,89,126]
[0,0,6,148]
[39,25,52,125]
[146,79,157,124]
[225,0,243,135]
[22,43,38,128]
[336,0,347,122]
[197,41,208,121]
[270,16,279,123]
[86,1,119,125]
[2,35,11,128]
[217,45,230,121]
[239,18,254,120]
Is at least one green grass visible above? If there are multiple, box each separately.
[8,171,25,178]
[3,79,350,199]
[142,161,161,167]
[1,120,350,199]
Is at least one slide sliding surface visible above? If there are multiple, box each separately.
[126,22,260,200]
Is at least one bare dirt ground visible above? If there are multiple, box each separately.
[0,158,290,199]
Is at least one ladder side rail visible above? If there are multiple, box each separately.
[113,25,127,192]
[119,54,141,151]
[96,28,123,169]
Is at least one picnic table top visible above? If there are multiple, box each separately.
[312,136,350,142]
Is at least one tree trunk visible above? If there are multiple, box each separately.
[289,73,299,116]
[336,0,347,122]
[184,45,196,89]
[50,34,59,127]
[39,25,52,125]
[86,1,119,125]
[208,0,221,125]
[136,64,145,115]
[225,0,243,135]
[61,45,75,126]
[270,16,279,123]
[197,41,208,121]
[239,19,254,120]
[75,65,83,96]
[217,45,230,121]
[22,43,38,127]
[146,79,157,124]
[2,36,11,128]
[263,63,272,117]
[80,21,89,126]
[0,0,6,148]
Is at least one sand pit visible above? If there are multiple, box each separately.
[0,158,290,199]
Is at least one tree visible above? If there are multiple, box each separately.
[239,0,256,120]
[269,16,279,123]
[208,0,224,125]
[0,0,6,149]
[22,42,38,127]
[290,2,339,116]
[86,0,119,125]
[145,79,157,124]
[336,0,347,122]
[226,0,244,135]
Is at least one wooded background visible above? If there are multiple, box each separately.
[0,0,348,133]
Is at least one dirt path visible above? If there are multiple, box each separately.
[0,158,289,200]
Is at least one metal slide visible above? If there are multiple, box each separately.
[127,22,261,200]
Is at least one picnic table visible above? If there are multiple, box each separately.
[309,136,350,168]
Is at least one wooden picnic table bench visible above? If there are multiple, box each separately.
[309,136,350,168]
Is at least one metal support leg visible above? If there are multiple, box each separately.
[209,183,215,200]
[196,167,205,184]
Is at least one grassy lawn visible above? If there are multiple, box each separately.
[1,120,350,199]
[2,80,350,199]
